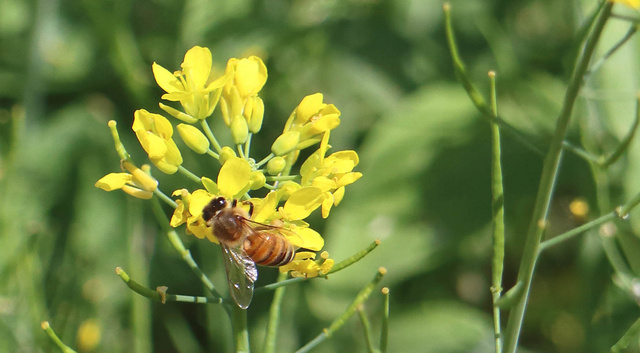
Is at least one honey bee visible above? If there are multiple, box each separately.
[202,196,297,308]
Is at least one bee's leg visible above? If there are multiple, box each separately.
[232,199,238,208]
[247,201,254,217]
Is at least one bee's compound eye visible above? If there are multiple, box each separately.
[213,197,227,210]
[203,197,228,221]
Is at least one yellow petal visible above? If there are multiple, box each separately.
[321,192,333,218]
[163,139,183,167]
[201,177,219,194]
[610,0,640,9]
[333,186,345,206]
[218,157,251,198]
[295,227,324,251]
[95,173,132,191]
[123,161,158,192]
[336,172,362,187]
[151,158,179,174]
[121,185,154,199]
[295,93,325,124]
[145,133,168,159]
[170,200,187,227]
[152,62,183,93]
[282,186,324,220]
[251,191,279,223]
[235,56,267,98]
[182,46,212,89]
[189,189,215,217]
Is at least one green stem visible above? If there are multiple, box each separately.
[539,211,616,251]
[357,306,377,353]
[201,119,222,153]
[41,322,77,353]
[263,272,288,353]
[245,133,252,158]
[611,316,640,352]
[237,144,246,159]
[502,3,613,352]
[153,188,178,208]
[586,24,638,79]
[442,2,600,165]
[178,165,202,183]
[115,267,223,304]
[380,287,389,353]
[206,148,220,160]
[255,277,305,292]
[150,198,223,298]
[255,153,275,168]
[265,175,299,182]
[231,305,250,353]
[602,94,640,167]
[295,268,386,353]
[488,71,504,353]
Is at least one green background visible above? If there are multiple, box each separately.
[3,0,640,352]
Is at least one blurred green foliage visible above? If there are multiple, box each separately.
[4,0,640,352]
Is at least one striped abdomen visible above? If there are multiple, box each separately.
[244,231,295,267]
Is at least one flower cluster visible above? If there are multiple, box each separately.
[96,46,361,278]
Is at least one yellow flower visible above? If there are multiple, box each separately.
[287,132,361,218]
[132,109,183,174]
[284,93,341,143]
[219,56,268,130]
[95,162,157,199]
[609,0,640,9]
[153,46,230,121]
[170,188,216,241]
[279,251,334,278]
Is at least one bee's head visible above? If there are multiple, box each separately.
[202,197,228,222]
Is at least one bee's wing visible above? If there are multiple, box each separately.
[242,220,303,249]
[220,242,257,309]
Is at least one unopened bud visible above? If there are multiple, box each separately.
[230,115,249,144]
[249,171,266,190]
[248,96,264,133]
[266,156,286,175]
[271,131,300,156]
[219,146,237,165]
[177,124,209,154]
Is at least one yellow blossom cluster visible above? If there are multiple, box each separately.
[95,46,361,278]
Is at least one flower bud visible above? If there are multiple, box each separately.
[266,156,286,175]
[248,96,264,133]
[177,124,209,154]
[249,171,266,190]
[271,131,300,156]
[230,115,249,144]
[219,146,236,165]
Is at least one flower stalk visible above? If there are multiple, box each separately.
[502,3,614,352]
